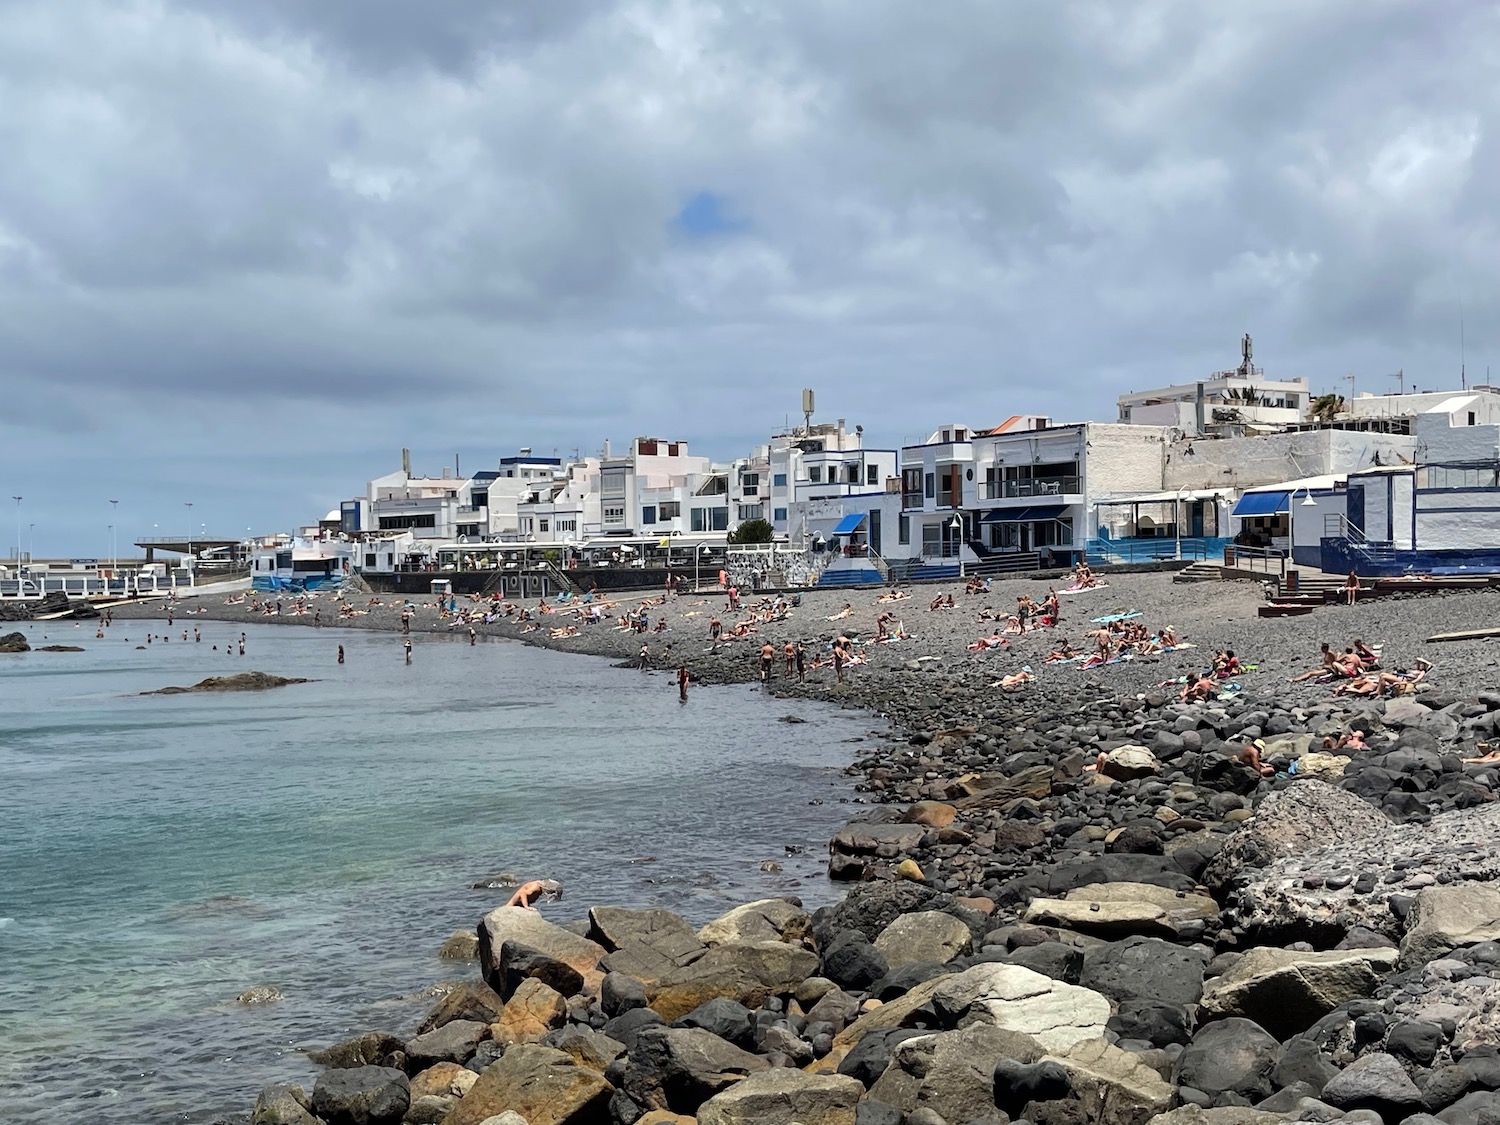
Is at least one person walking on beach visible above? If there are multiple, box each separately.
[400,608,411,635]
[638,643,650,670]
[337,644,345,665]
[403,638,413,664]
[677,664,690,702]
[759,641,775,682]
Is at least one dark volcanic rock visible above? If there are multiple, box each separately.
[1172,1018,1281,1101]
[0,630,30,653]
[142,671,312,694]
[310,1065,410,1125]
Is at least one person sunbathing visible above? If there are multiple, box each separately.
[1289,642,1338,682]
[1180,673,1216,702]
[997,668,1034,688]
[1352,639,1379,666]
[1044,640,1077,662]
[967,634,1009,651]
[828,604,854,620]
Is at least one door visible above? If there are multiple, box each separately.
[1190,502,1205,538]
[868,510,882,556]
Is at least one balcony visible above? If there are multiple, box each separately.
[983,476,1080,500]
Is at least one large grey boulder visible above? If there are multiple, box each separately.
[1052,1037,1178,1125]
[251,1084,319,1125]
[404,1019,487,1069]
[477,906,604,994]
[871,911,973,968]
[646,940,818,1021]
[1202,781,1389,893]
[1400,885,1500,969]
[929,962,1111,1052]
[443,1043,613,1125]
[697,899,811,946]
[592,906,708,987]
[310,1066,410,1125]
[588,905,697,951]
[696,1068,863,1125]
[867,1024,1043,1125]
[1321,1051,1423,1111]
[622,1025,769,1114]
[1081,936,1208,1010]
[1199,947,1399,1039]
[1172,1018,1281,1102]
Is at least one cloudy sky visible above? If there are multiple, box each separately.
[2,0,1496,557]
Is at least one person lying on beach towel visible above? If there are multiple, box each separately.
[967,634,1010,651]
[994,667,1034,689]
[827,604,854,621]
[876,589,910,603]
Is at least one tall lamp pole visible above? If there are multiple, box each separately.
[185,501,194,577]
[109,499,119,573]
[949,514,965,579]
[11,496,20,566]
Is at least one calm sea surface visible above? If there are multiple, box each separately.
[0,619,867,1123]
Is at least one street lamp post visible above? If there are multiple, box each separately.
[185,501,194,587]
[1174,489,1186,561]
[949,514,965,579]
[109,499,119,573]
[12,496,21,566]
[1286,488,1319,572]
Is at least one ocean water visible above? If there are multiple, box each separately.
[0,620,867,1123]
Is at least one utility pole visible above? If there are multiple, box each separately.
[109,499,119,573]
[11,496,20,566]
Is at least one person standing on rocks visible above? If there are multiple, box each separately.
[759,641,775,682]
[783,640,796,677]
[833,637,847,684]
[638,642,650,670]
[795,641,807,681]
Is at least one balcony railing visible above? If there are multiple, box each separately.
[982,476,1080,500]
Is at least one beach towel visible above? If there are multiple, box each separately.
[1091,611,1142,624]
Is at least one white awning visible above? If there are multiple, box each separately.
[1095,488,1232,506]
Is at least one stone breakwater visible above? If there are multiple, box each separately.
[111,575,1500,1124]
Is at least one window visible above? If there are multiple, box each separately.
[691,507,729,532]
[846,464,860,483]
[898,515,910,544]
[741,472,760,491]
[601,470,627,498]
[603,506,625,522]
[902,468,923,509]
[658,501,681,519]
[556,518,577,532]
[470,491,488,508]
[457,523,480,537]
[1425,466,1500,489]
[738,503,764,521]
[773,473,787,487]
[809,466,822,483]
[925,473,935,499]
[867,464,880,485]
[538,519,549,533]
[364,553,377,568]
[641,506,657,525]
[377,513,436,530]
[773,507,787,522]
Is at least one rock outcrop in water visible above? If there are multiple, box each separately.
[0,630,31,652]
[142,671,312,695]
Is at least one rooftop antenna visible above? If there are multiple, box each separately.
[1460,298,1467,389]
[1386,369,1405,395]
[1341,372,1356,403]
[801,388,815,434]
[1238,332,1254,377]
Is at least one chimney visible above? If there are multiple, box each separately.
[402,447,411,476]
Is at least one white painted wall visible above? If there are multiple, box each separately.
[1164,429,1415,493]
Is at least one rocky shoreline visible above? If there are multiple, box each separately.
[108,574,1500,1125]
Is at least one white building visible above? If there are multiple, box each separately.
[755,419,898,536]
[1117,335,1311,435]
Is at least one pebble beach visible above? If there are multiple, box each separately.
[102,569,1500,1125]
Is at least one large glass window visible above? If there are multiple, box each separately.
[659,501,681,518]
[641,506,656,525]
[773,473,787,487]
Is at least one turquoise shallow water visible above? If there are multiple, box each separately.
[0,619,865,1123]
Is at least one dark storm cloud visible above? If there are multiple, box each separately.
[2,0,1498,552]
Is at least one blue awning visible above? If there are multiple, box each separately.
[831,513,867,535]
[1232,491,1289,517]
[980,504,1068,523]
